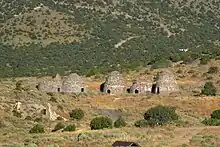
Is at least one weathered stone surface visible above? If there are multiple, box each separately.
[129,79,152,94]
[38,73,85,93]
[61,73,85,93]
[103,71,125,94]
[38,74,62,93]
[156,70,179,94]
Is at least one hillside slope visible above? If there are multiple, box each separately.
[0,0,220,77]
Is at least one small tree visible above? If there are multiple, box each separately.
[114,117,126,128]
[201,82,216,96]
[144,105,178,126]
[63,124,76,132]
[69,108,84,120]
[90,116,113,130]
[29,124,45,134]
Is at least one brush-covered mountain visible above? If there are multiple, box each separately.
[0,0,220,77]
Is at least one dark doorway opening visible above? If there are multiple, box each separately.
[36,85,39,90]
[135,89,139,94]
[58,88,60,92]
[107,89,111,94]
[81,88,84,92]
[127,88,131,93]
[41,109,46,115]
[151,84,157,94]
[100,83,105,92]
[157,87,160,94]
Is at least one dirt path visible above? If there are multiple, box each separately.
[169,126,219,147]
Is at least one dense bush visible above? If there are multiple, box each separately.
[207,66,218,74]
[201,82,216,96]
[69,108,84,120]
[90,116,113,130]
[63,124,76,132]
[29,124,45,134]
[211,109,220,119]
[143,105,179,126]
[52,122,65,132]
[114,117,126,128]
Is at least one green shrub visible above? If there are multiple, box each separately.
[63,124,76,132]
[201,82,216,96]
[211,109,220,119]
[69,108,84,120]
[114,117,126,128]
[207,66,218,74]
[90,116,113,130]
[143,105,178,126]
[202,118,220,126]
[134,120,149,128]
[52,122,65,132]
[29,124,45,134]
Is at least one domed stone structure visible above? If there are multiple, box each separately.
[154,70,179,94]
[61,73,85,93]
[102,71,125,94]
[129,79,152,94]
[37,74,62,92]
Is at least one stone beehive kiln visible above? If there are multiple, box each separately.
[156,70,179,94]
[38,73,85,93]
[37,74,62,92]
[129,78,152,94]
[61,73,85,93]
[103,71,125,94]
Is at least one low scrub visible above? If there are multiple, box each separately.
[63,124,76,132]
[29,124,45,134]
[207,66,218,74]
[201,82,216,96]
[211,109,220,119]
[202,118,220,126]
[114,117,126,128]
[134,120,149,128]
[202,109,220,126]
[90,116,113,130]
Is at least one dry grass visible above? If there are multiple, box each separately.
[1,61,220,146]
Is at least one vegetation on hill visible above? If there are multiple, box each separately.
[0,0,220,77]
